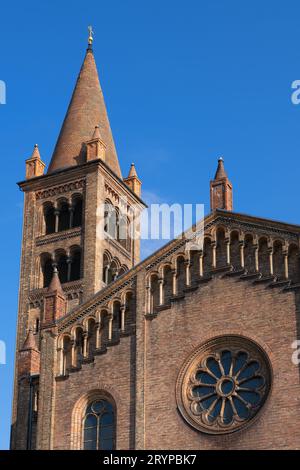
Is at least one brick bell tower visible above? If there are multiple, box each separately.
[11,31,145,449]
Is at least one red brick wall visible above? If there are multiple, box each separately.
[144,275,300,449]
[52,335,136,450]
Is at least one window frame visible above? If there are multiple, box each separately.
[81,397,116,450]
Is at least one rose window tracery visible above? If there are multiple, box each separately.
[176,336,272,434]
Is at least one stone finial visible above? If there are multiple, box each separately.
[86,125,106,162]
[92,124,101,140]
[128,163,138,178]
[18,328,40,378]
[43,267,66,325]
[21,328,38,351]
[124,162,142,197]
[47,266,64,295]
[25,144,46,179]
[214,157,228,179]
[210,157,233,212]
[88,25,94,47]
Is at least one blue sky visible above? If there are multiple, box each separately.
[1,0,300,449]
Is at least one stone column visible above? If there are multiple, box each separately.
[69,206,74,229]
[254,244,259,272]
[54,209,60,233]
[82,332,88,358]
[172,270,177,296]
[283,250,289,279]
[95,321,101,349]
[185,261,191,286]
[159,278,164,305]
[120,305,126,332]
[57,347,64,376]
[212,241,217,268]
[70,339,76,368]
[105,265,110,284]
[146,283,151,314]
[268,248,274,276]
[108,314,113,341]
[199,252,203,277]
[240,241,245,269]
[66,256,72,282]
[226,238,230,265]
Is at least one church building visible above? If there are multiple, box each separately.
[11,33,300,450]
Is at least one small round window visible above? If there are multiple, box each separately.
[176,335,272,434]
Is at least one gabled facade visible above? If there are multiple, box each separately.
[11,37,300,450]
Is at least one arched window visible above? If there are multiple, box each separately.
[62,336,72,375]
[258,238,269,277]
[44,204,55,235]
[216,228,227,267]
[42,256,53,288]
[150,274,160,314]
[102,253,121,285]
[113,301,122,338]
[86,318,96,358]
[176,256,186,296]
[118,215,126,247]
[74,328,84,368]
[203,238,212,274]
[103,253,110,283]
[163,265,173,305]
[70,249,81,281]
[118,265,129,277]
[57,253,68,284]
[273,241,284,280]
[72,196,83,228]
[244,234,256,273]
[288,245,300,283]
[104,200,116,238]
[35,318,40,334]
[58,201,70,232]
[110,260,119,282]
[230,232,240,270]
[83,400,115,450]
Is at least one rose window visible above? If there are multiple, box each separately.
[176,335,272,434]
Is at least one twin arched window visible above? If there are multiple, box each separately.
[104,200,131,252]
[83,400,115,450]
[41,248,82,288]
[44,196,83,235]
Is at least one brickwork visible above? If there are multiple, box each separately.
[143,276,300,449]
[11,40,300,451]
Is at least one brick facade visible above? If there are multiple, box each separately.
[11,40,300,450]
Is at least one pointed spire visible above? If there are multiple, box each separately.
[210,157,233,212]
[47,266,64,295]
[47,39,122,177]
[43,266,66,325]
[31,144,41,160]
[25,144,45,179]
[92,124,102,140]
[128,162,138,178]
[86,125,106,162]
[21,328,38,351]
[124,162,142,197]
[214,157,228,179]
[18,328,40,378]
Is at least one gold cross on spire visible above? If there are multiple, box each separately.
[88,25,94,46]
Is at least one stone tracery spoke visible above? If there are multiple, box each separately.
[177,337,272,434]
